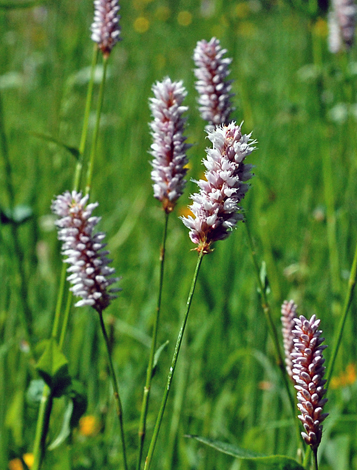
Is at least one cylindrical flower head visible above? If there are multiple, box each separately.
[328,0,357,53]
[291,315,328,451]
[281,300,298,380]
[91,0,121,57]
[149,77,191,213]
[193,37,234,128]
[181,122,256,254]
[52,191,119,312]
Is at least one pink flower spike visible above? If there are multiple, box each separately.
[328,0,357,53]
[91,0,121,57]
[193,37,234,129]
[292,314,328,451]
[281,300,298,380]
[52,191,120,312]
[149,77,191,213]
[181,122,256,254]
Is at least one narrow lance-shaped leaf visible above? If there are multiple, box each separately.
[186,436,305,470]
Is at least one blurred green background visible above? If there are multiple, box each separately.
[1,0,357,468]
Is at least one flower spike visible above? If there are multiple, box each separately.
[91,0,121,57]
[292,314,328,452]
[149,77,191,213]
[193,37,234,129]
[281,299,298,380]
[328,0,357,53]
[181,122,256,254]
[52,190,120,312]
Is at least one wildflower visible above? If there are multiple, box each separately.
[79,415,100,436]
[23,454,34,469]
[291,315,328,452]
[51,191,119,312]
[328,0,357,53]
[8,459,23,470]
[330,363,356,388]
[149,77,191,213]
[91,0,121,57]
[177,11,192,26]
[281,299,298,380]
[193,37,234,129]
[181,122,256,253]
[134,16,150,33]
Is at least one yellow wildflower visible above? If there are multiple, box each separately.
[8,459,23,470]
[155,6,170,21]
[177,11,192,26]
[23,454,34,469]
[330,363,356,389]
[134,17,149,33]
[79,415,100,436]
[312,17,328,37]
[235,2,250,19]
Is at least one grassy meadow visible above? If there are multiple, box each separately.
[1,0,357,469]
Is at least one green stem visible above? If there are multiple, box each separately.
[98,310,128,470]
[302,446,317,470]
[52,265,68,341]
[325,241,357,390]
[313,449,318,470]
[85,55,109,195]
[32,385,53,470]
[59,290,73,350]
[144,250,205,470]
[73,45,99,192]
[244,221,303,448]
[137,211,169,470]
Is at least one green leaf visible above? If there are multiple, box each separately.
[26,379,45,406]
[0,0,46,9]
[35,338,71,397]
[66,379,88,428]
[47,381,87,450]
[186,436,305,470]
[5,390,25,446]
[47,400,74,451]
[30,132,80,159]
[0,205,33,225]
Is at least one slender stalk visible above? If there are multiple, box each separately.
[51,264,68,341]
[32,385,53,470]
[59,290,74,350]
[73,45,99,192]
[325,240,357,390]
[313,449,318,470]
[85,55,109,195]
[244,220,303,449]
[98,310,128,470]
[144,250,204,470]
[137,211,169,470]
